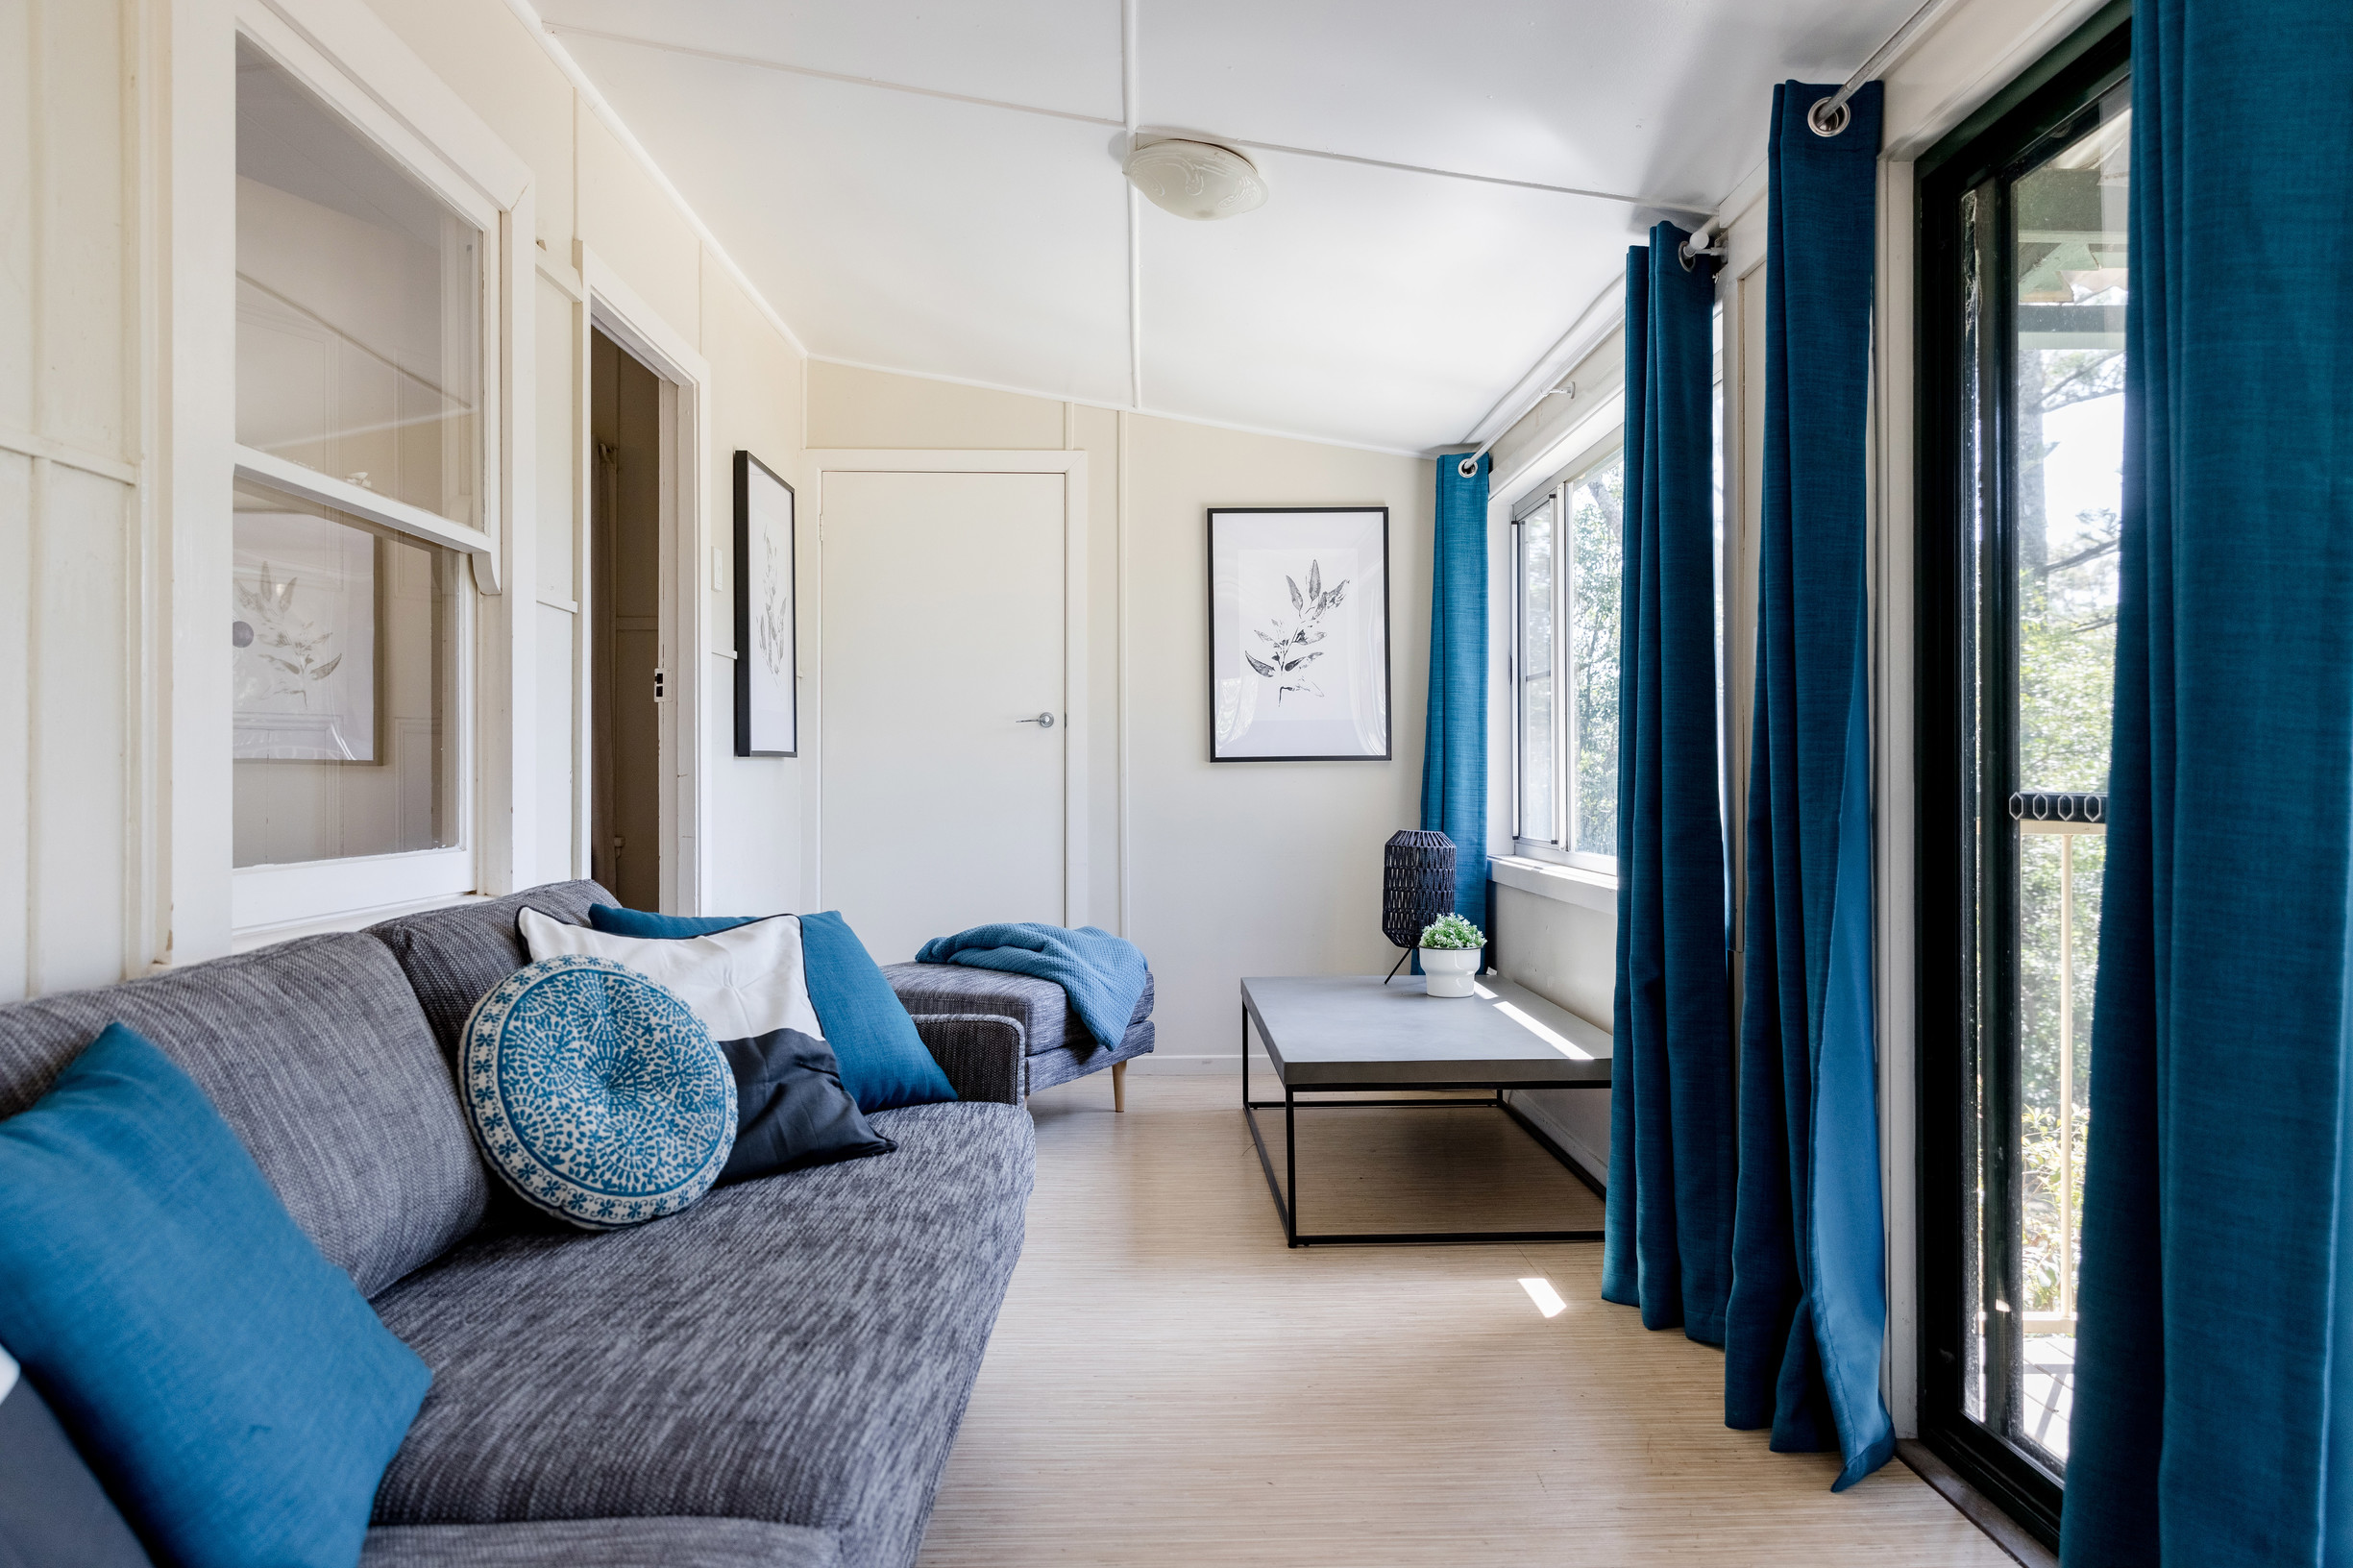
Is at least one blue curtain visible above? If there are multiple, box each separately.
[2061,6,2353,1563]
[1722,81,1892,1492]
[1603,227,1737,1343]
[1423,453,1489,929]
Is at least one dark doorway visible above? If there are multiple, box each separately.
[589,328,663,911]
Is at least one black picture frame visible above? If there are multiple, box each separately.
[733,450,797,758]
[1206,506,1391,763]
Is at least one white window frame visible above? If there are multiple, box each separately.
[1509,433,1624,877]
[1510,487,1560,850]
[211,0,536,942]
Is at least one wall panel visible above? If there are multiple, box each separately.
[533,600,575,882]
[361,0,577,247]
[0,451,30,1000]
[30,464,132,993]
[699,260,802,916]
[0,0,33,437]
[36,0,129,457]
[575,111,700,346]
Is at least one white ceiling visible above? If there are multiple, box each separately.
[534,0,1920,454]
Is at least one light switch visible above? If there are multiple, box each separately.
[712,546,727,593]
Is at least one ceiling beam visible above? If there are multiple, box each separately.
[1123,0,1142,411]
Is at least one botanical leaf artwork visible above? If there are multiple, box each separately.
[757,553,789,679]
[233,562,341,706]
[1246,557,1349,701]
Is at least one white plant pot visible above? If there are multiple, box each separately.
[1420,947,1480,998]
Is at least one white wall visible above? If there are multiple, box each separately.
[0,0,812,997]
[0,0,149,997]
[807,362,1434,1060]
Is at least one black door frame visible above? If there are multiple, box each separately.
[1913,3,2132,1548]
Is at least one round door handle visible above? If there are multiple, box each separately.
[1017,712,1056,729]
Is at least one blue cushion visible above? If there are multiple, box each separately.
[0,1023,429,1568]
[460,956,736,1230]
[588,906,957,1112]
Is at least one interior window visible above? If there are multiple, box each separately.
[1515,497,1557,844]
[1563,453,1624,866]
[235,35,481,528]
[1510,448,1624,870]
[232,37,478,872]
[231,482,459,868]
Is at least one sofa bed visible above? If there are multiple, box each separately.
[0,880,1041,1568]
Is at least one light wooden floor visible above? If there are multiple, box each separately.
[917,1073,2010,1568]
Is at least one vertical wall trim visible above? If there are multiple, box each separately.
[129,0,165,975]
[22,457,48,996]
[1119,0,1142,411]
[1875,155,1923,1438]
[22,0,47,995]
[1115,409,1131,936]
[571,274,593,879]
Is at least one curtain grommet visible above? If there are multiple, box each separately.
[1807,97,1851,137]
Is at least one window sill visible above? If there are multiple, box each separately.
[1489,855,1618,915]
[229,891,488,955]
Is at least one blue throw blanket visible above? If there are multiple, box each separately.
[915,924,1148,1050]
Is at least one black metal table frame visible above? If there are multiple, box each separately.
[1240,1005,1606,1248]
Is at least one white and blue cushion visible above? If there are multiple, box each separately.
[459,956,736,1231]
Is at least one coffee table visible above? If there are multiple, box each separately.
[1240,974,1612,1247]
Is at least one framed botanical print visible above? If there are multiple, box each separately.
[232,504,380,762]
[1207,506,1390,762]
[734,451,797,757]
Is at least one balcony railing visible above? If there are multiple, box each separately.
[2012,788,2103,1335]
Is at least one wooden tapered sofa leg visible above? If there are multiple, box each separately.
[1113,1058,1128,1113]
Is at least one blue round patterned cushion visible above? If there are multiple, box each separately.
[459,956,737,1231]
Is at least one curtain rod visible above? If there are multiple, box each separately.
[1806,0,1968,136]
[1457,382,1577,479]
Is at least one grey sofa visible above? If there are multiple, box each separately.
[883,963,1154,1106]
[0,880,1035,1568]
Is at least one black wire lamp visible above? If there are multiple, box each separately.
[1381,829,1456,984]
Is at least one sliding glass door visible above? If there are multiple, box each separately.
[1917,6,2131,1543]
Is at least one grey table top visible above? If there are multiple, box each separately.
[1239,974,1613,1089]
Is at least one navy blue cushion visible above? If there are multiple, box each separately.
[715,1029,896,1184]
[0,1353,155,1568]
[459,958,736,1230]
[0,1024,429,1568]
[588,907,957,1112]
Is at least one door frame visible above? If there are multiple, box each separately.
[580,245,710,915]
[802,450,1090,927]
[1911,5,2132,1546]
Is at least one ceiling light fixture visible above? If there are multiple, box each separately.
[1125,137,1268,221]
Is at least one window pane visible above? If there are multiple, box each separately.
[1967,83,2128,1476]
[236,37,482,527]
[233,480,459,867]
[1567,455,1624,862]
[1517,502,1556,842]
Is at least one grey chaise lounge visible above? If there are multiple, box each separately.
[0,880,1034,1568]
[883,962,1154,1108]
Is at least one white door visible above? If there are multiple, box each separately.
[821,469,1068,962]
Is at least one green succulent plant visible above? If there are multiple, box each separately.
[1418,913,1485,950]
